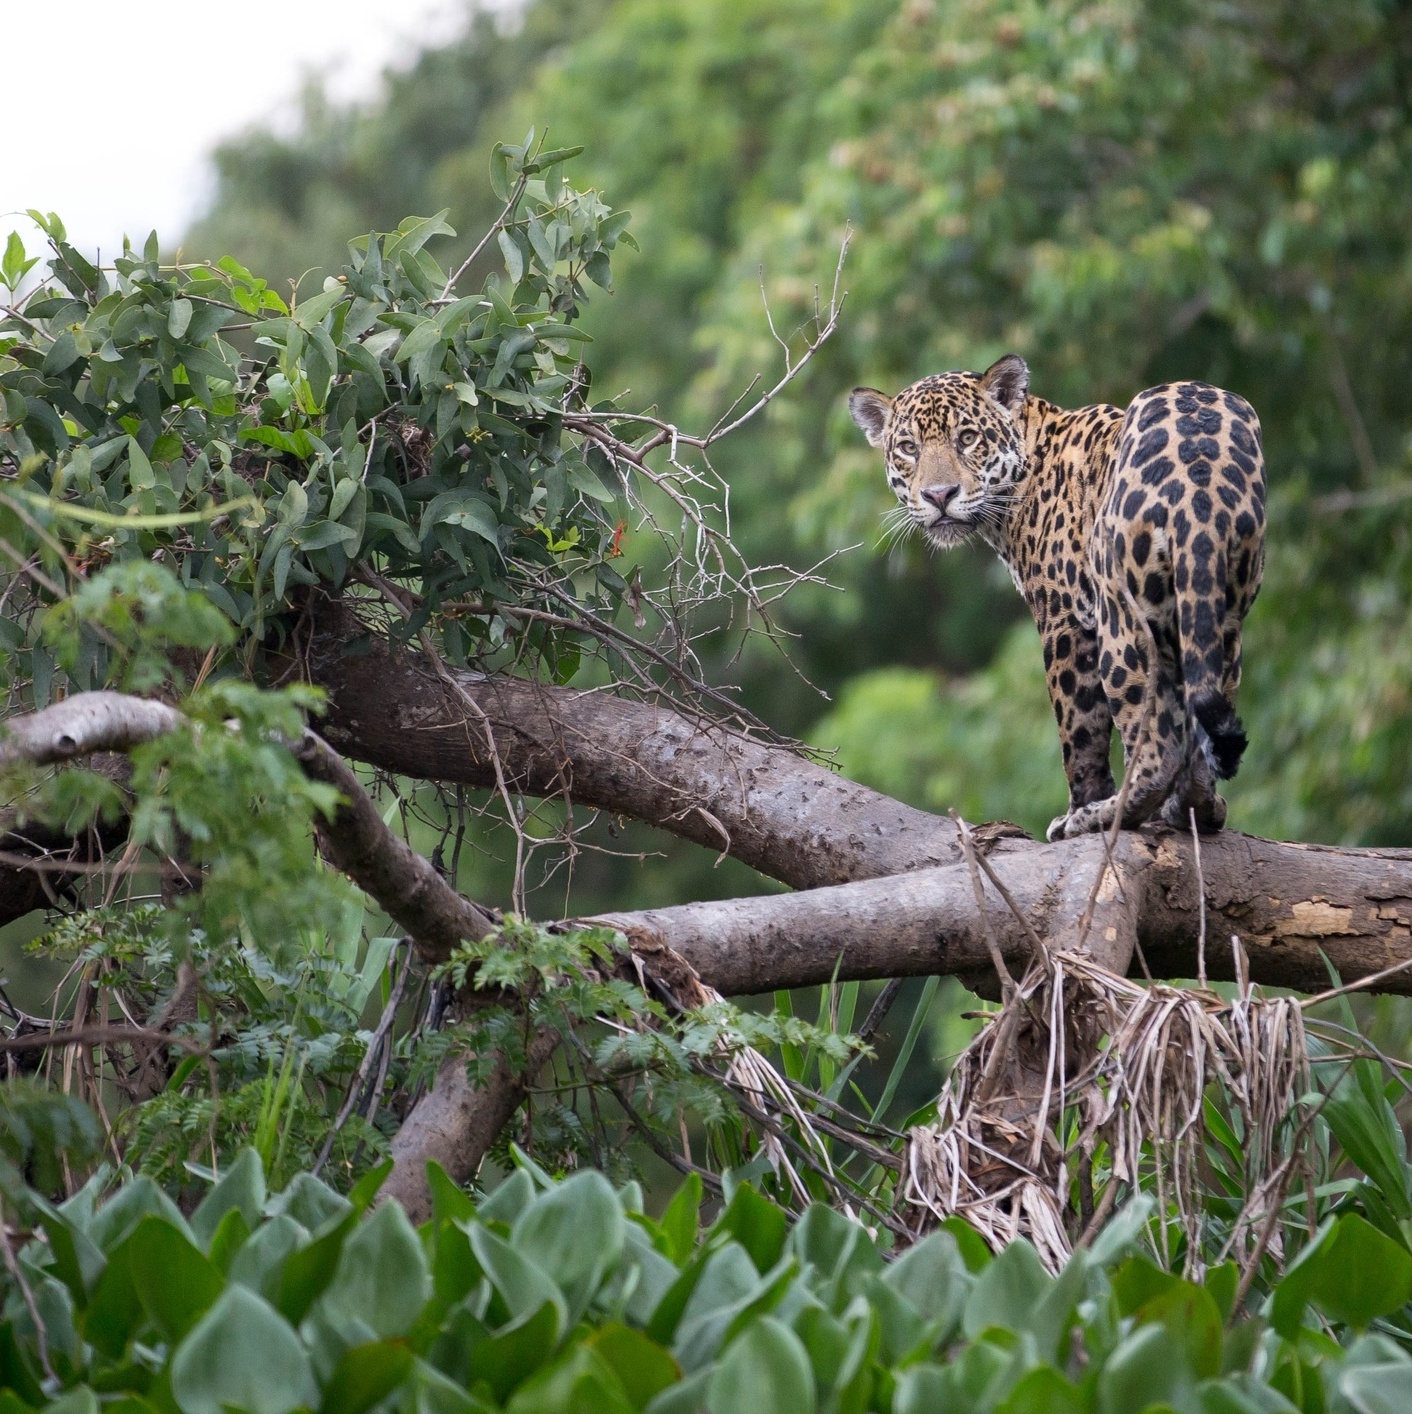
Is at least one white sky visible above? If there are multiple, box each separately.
[1,0,488,263]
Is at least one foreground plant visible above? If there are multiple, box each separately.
[0,1147,1408,1413]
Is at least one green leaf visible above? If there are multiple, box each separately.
[660,1173,701,1266]
[468,1222,567,1334]
[168,298,193,338]
[128,1215,225,1341]
[498,230,525,285]
[1135,1280,1223,1381]
[191,1147,266,1248]
[385,211,456,261]
[588,1324,681,1411]
[84,1237,143,1358]
[511,1169,626,1321]
[996,1367,1086,1414]
[1274,1214,1412,1335]
[319,1339,415,1414]
[1,231,39,290]
[707,1316,815,1414]
[126,435,155,492]
[479,1168,535,1225]
[672,1241,789,1373]
[428,1161,477,1225]
[963,1238,1051,1337]
[938,1216,993,1273]
[322,1200,431,1337]
[882,1228,968,1339]
[708,1184,787,1276]
[505,1344,635,1414]
[276,1212,355,1324]
[170,1285,316,1414]
[1096,1323,1196,1414]
[466,1300,558,1403]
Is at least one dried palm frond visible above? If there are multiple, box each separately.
[901,941,1311,1276]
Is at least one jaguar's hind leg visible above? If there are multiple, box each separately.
[1054,592,1186,839]
[1158,748,1227,832]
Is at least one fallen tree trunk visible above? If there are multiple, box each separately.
[298,610,963,889]
[4,679,1412,1220]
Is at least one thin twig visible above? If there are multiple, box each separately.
[1299,953,1412,1009]
[312,939,414,1176]
[949,811,1016,999]
[950,815,1048,964]
[1190,808,1208,987]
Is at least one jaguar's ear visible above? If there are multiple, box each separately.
[848,387,893,448]
[980,354,1029,416]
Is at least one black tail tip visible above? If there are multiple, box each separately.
[1191,690,1247,779]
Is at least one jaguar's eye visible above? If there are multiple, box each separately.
[957,428,979,451]
[893,438,919,462]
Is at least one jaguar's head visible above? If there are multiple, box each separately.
[849,354,1030,549]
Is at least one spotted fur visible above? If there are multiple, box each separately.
[849,356,1267,841]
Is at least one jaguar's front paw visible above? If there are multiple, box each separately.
[1046,813,1071,843]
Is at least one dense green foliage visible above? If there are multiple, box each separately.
[1,140,639,683]
[4,1146,1412,1412]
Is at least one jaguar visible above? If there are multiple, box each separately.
[849,355,1266,841]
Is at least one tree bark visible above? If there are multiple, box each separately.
[297,610,962,890]
[4,668,1412,1222]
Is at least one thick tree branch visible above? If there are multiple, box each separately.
[299,607,963,889]
[291,731,498,957]
[5,677,1412,1223]
[0,692,179,767]
[0,694,498,960]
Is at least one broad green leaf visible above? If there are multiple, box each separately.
[170,1286,316,1414]
[272,1170,353,1233]
[506,1343,635,1414]
[128,1215,225,1341]
[882,1227,969,1335]
[1096,1323,1196,1414]
[963,1238,1051,1337]
[319,1339,415,1414]
[1289,1214,1412,1333]
[672,1241,791,1373]
[428,1162,478,1225]
[479,1169,535,1225]
[466,1301,558,1404]
[468,1222,567,1333]
[167,298,193,338]
[512,1169,625,1321]
[191,1147,266,1247]
[996,1366,1086,1414]
[589,1324,681,1411]
[322,1200,430,1338]
[125,435,154,492]
[660,1173,701,1267]
[709,1184,787,1276]
[707,1316,815,1414]
[498,229,525,284]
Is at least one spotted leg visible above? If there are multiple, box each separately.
[1042,620,1116,842]
[1055,591,1186,839]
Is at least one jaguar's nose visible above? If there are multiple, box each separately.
[921,483,960,512]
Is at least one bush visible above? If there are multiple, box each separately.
[1,1150,1411,1411]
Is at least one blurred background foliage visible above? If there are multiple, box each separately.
[182,0,1412,1096]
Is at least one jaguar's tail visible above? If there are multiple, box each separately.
[1189,688,1247,779]
[1174,539,1247,781]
